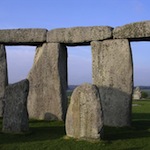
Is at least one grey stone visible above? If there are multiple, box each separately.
[91,39,133,127]
[133,87,141,100]
[27,43,67,121]
[0,28,47,45]
[0,45,8,117]
[66,83,103,140]
[2,79,29,133]
[113,21,150,41]
[47,26,113,46]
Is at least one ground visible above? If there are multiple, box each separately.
[0,100,150,150]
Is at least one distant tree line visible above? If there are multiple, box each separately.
[141,91,148,99]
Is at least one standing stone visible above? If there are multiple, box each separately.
[66,83,103,140]
[91,39,133,127]
[27,43,67,121]
[133,87,141,100]
[2,79,29,133]
[0,45,8,117]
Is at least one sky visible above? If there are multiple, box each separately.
[0,0,150,85]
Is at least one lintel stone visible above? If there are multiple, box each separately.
[113,21,150,41]
[47,26,113,46]
[0,28,47,45]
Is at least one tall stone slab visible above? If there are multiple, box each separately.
[27,43,67,121]
[66,83,103,140]
[0,45,8,117]
[2,79,29,133]
[91,39,133,127]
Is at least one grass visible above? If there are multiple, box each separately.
[141,89,150,98]
[0,100,150,150]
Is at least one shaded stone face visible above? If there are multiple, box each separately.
[91,39,133,127]
[2,79,29,133]
[113,21,150,41]
[0,45,8,117]
[0,28,47,45]
[27,43,67,121]
[47,26,113,46]
[66,83,103,140]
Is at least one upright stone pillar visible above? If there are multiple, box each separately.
[27,43,67,121]
[66,83,103,140]
[2,79,29,133]
[91,39,133,127]
[0,45,8,117]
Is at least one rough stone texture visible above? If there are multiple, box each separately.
[133,87,141,100]
[2,79,29,133]
[91,39,133,127]
[47,26,113,46]
[0,45,8,117]
[27,43,67,121]
[0,28,47,45]
[66,83,103,140]
[113,21,150,41]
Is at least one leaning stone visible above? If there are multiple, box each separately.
[27,43,67,121]
[47,26,113,46]
[2,79,29,133]
[0,45,8,117]
[91,39,133,127]
[0,28,47,45]
[113,21,150,41]
[66,83,103,140]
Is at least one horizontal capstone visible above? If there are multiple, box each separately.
[113,21,150,41]
[47,26,113,45]
[0,28,47,45]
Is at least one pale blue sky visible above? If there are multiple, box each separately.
[0,0,150,85]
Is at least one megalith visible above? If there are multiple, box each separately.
[47,26,113,46]
[113,21,150,41]
[66,83,103,140]
[91,39,133,127]
[27,43,67,121]
[2,79,29,133]
[0,45,8,117]
[0,28,47,45]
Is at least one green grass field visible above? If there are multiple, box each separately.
[0,100,150,150]
[141,89,150,98]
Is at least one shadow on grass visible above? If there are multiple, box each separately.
[121,147,143,150]
[104,113,150,141]
[0,120,65,145]
[0,112,150,145]
[132,113,150,120]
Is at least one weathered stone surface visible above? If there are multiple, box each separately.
[0,45,8,117]
[91,39,133,127]
[0,28,47,45]
[2,79,29,133]
[66,83,103,140]
[47,26,113,46]
[113,21,150,41]
[133,87,141,100]
[27,43,67,121]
